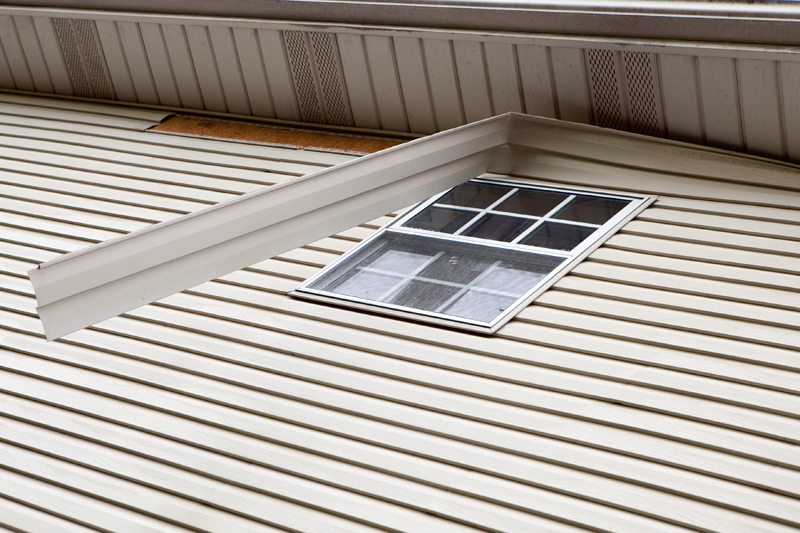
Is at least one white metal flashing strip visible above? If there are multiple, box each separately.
[29,111,800,340]
[29,113,511,340]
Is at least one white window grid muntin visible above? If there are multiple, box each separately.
[297,177,650,329]
[392,178,641,258]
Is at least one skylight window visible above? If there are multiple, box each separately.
[296,177,651,332]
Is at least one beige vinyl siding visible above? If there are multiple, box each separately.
[1,94,799,532]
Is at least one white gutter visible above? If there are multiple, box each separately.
[29,111,800,340]
[29,114,511,340]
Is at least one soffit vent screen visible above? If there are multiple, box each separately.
[310,32,352,127]
[624,51,662,136]
[587,48,664,136]
[285,30,324,124]
[587,48,623,130]
[284,30,353,127]
[297,177,650,333]
[53,17,114,99]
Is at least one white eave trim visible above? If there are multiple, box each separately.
[29,113,511,340]
[28,112,800,340]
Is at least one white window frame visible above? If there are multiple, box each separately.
[295,175,654,333]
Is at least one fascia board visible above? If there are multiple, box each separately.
[28,114,512,340]
[11,1,800,46]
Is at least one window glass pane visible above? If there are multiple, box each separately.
[438,182,508,208]
[334,271,402,300]
[370,249,433,275]
[461,214,535,242]
[391,280,461,312]
[445,291,518,323]
[306,232,564,325]
[553,196,630,225]
[519,221,597,250]
[473,264,547,292]
[405,206,475,233]
[418,253,496,285]
[299,178,646,331]
[496,189,569,216]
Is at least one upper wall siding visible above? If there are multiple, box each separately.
[3,8,800,162]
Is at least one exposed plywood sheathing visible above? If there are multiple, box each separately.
[3,6,800,162]
[152,115,403,153]
[2,95,800,531]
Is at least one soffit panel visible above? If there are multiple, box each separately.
[4,6,800,163]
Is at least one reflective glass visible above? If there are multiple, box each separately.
[497,189,569,216]
[519,221,597,250]
[405,206,475,233]
[553,196,630,225]
[438,182,508,208]
[461,214,535,242]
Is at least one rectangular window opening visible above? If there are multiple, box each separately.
[295,176,653,333]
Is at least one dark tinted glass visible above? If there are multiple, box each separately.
[553,196,630,225]
[438,182,508,208]
[405,206,475,233]
[461,214,535,242]
[496,189,569,216]
[519,221,596,251]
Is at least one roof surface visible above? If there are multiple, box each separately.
[1,94,800,532]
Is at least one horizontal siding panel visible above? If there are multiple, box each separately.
[0,494,97,533]
[589,246,800,291]
[0,101,161,130]
[1,96,799,532]
[654,196,800,224]
[536,288,800,352]
[638,207,800,239]
[556,274,800,328]
[0,467,193,533]
[508,152,800,207]
[0,90,168,122]
[0,439,291,533]
[0,157,235,204]
[573,260,800,312]
[0,394,580,533]
[1,326,794,532]
[0,170,210,213]
[520,302,800,374]
[622,220,800,258]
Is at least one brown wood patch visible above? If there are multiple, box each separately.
[151,116,403,154]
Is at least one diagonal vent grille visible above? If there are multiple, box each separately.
[53,17,91,97]
[310,32,352,127]
[53,18,114,99]
[74,19,114,99]
[624,51,661,136]
[285,30,323,124]
[587,49,623,130]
